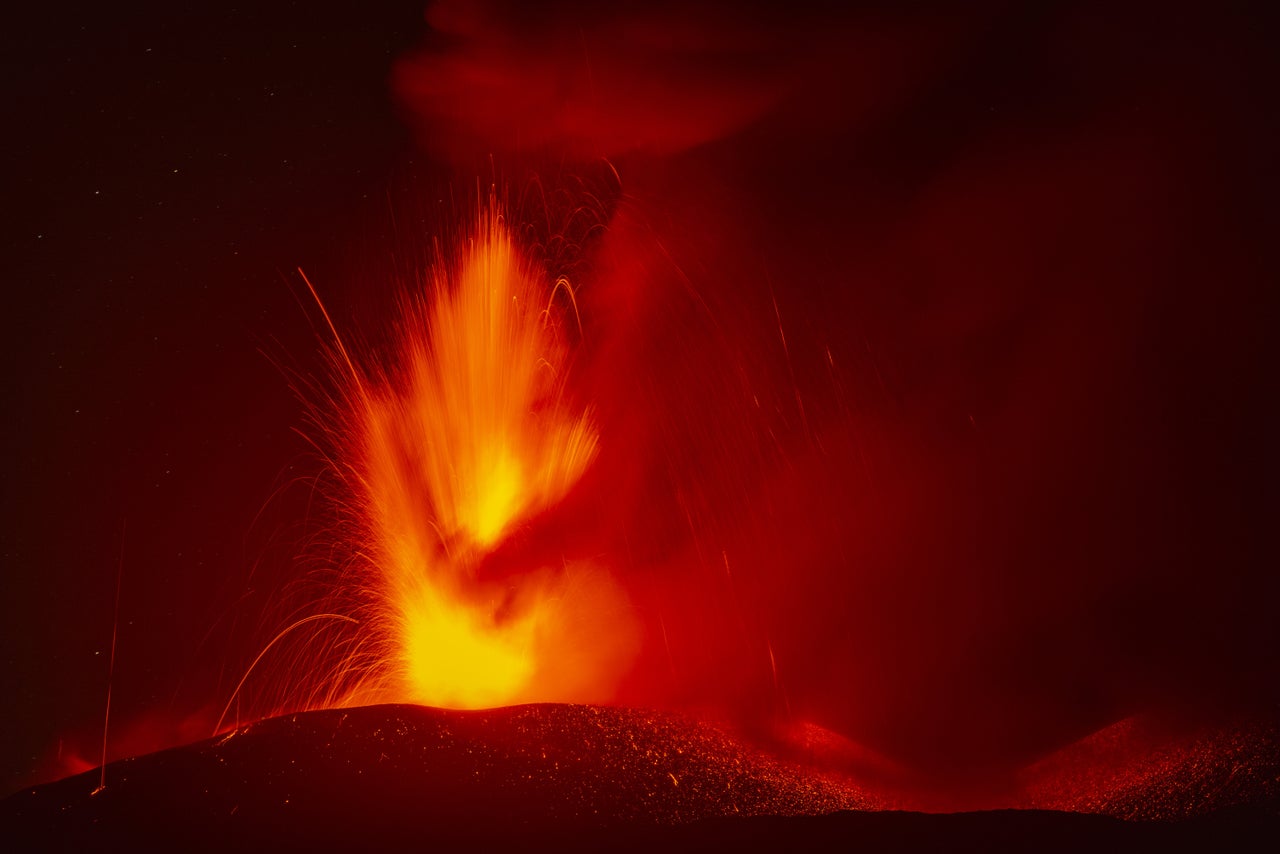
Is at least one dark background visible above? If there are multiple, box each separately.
[2,0,1274,796]
[1,1,430,792]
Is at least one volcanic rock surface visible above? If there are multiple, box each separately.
[1019,707,1280,820]
[5,703,1279,851]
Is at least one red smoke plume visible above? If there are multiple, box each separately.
[389,0,1275,780]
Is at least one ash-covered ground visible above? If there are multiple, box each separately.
[5,702,1278,851]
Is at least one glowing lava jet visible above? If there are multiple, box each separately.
[313,200,637,712]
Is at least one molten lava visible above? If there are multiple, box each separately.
[324,202,637,711]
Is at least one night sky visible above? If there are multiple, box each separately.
[3,1,1275,796]
[3,2,430,791]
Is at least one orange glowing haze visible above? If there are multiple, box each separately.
[317,200,638,711]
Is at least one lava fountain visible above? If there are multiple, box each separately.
[290,197,638,714]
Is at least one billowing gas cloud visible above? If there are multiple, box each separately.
[392,0,948,159]
[391,0,1273,779]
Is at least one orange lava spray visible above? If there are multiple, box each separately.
[288,194,638,713]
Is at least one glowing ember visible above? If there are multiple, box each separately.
[314,199,637,711]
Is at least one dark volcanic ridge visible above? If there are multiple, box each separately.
[5,702,1279,850]
[1019,706,1280,820]
[4,704,876,844]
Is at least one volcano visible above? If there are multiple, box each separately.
[5,3,1276,851]
[6,702,1278,850]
